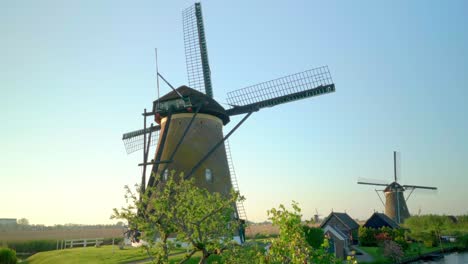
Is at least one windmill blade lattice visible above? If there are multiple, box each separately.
[122,127,160,154]
[226,66,334,115]
[182,3,213,97]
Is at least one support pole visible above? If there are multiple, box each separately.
[141,109,147,195]
[147,112,173,188]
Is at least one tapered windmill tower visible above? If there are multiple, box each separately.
[358,151,437,224]
[122,3,336,238]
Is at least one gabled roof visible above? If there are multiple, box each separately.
[323,225,348,241]
[364,212,399,229]
[320,212,359,230]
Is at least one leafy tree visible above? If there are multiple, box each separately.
[112,171,242,264]
[266,202,311,264]
[17,218,29,226]
[265,202,347,264]
[302,226,324,249]
[167,172,242,264]
[358,227,376,246]
[220,242,267,264]
[112,181,176,263]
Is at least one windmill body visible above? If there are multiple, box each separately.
[384,182,410,223]
[149,86,233,197]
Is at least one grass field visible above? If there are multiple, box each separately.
[26,246,149,264]
[0,228,125,242]
[2,224,278,242]
[25,246,221,264]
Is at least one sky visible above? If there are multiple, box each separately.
[1,0,467,226]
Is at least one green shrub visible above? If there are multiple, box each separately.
[359,227,377,246]
[302,226,324,249]
[458,234,468,249]
[102,237,123,245]
[7,240,56,253]
[0,248,18,264]
[394,236,409,251]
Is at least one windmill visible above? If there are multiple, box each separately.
[121,2,335,241]
[313,208,322,224]
[357,151,437,224]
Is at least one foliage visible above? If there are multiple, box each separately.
[6,240,56,253]
[112,171,242,264]
[219,242,266,264]
[358,227,377,246]
[302,226,324,249]
[382,240,403,263]
[0,248,17,264]
[167,173,241,264]
[16,218,29,226]
[394,236,408,251]
[265,202,347,264]
[458,234,468,249]
[404,215,452,241]
[266,202,311,264]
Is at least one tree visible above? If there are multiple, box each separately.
[112,171,242,264]
[265,202,346,264]
[358,227,376,246]
[17,218,29,226]
[167,172,242,264]
[302,226,324,249]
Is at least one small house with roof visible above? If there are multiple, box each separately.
[320,212,359,244]
[323,225,350,259]
[363,212,399,229]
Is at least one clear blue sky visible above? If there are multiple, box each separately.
[1,0,467,225]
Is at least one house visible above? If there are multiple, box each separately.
[363,212,399,229]
[323,225,350,259]
[320,212,359,244]
[0,218,17,226]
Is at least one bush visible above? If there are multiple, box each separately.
[7,240,56,253]
[359,227,377,246]
[458,234,468,249]
[0,248,18,264]
[394,236,409,251]
[303,226,324,249]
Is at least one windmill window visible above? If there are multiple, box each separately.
[205,168,213,183]
[163,169,169,181]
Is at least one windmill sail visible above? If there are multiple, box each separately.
[122,126,160,154]
[226,66,335,116]
[183,2,213,97]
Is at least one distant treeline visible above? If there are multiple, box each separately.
[0,223,126,232]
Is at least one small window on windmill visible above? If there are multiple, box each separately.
[205,168,213,183]
[163,169,169,181]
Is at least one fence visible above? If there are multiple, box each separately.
[58,238,104,249]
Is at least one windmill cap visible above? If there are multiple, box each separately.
[384,182,404,192]
[153,85,230,125]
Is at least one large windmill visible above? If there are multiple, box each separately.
[122,2,335,240]
[358,151,437,224]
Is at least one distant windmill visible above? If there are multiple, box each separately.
[314,208,322,224]
[358,151,437,224]
[121,3,335,242]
